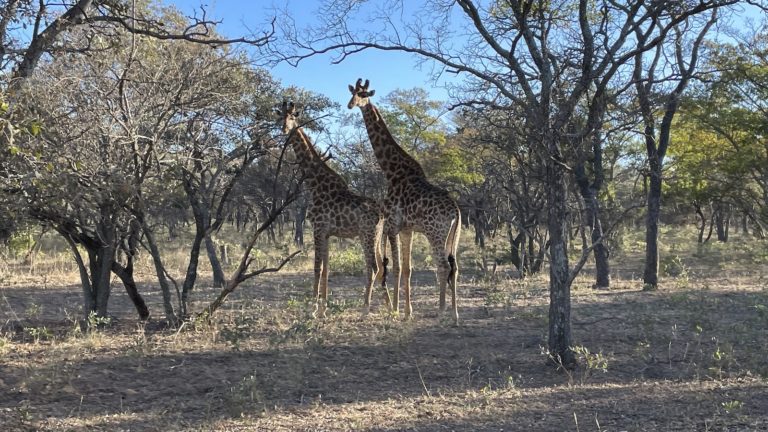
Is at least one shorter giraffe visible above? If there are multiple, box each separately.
[277,101,392,316]
[348,79,462,324]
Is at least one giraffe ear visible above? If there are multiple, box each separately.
[368,89,375,97]
[348,84,355,93]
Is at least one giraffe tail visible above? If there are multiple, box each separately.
[445,209,462,283]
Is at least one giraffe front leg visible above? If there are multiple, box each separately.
[400,230,414,320]
[361,232,377,315]
[312,231,328,319]
[388,232,401,315]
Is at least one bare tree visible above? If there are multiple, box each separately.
[1,0,273,83]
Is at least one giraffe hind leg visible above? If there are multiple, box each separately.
[448,253,459,326]
[361,231,378,314]
[400,230,414,319]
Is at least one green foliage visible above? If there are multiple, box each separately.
[219,314,259,351]
[23,326,53,342]
[87,312,112,329]
[661,254,688,278]
[328,246,365,275]
[722,400,744,414]
[377,88,482,190]
[571,345,609,377]
[671,34,768,225]
[484,289,508,307]
[226,373,267,416]
[326,298,363,315]
[7,229,35,257]
[269,318,318,347]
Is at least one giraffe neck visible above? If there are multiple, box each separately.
[360,103,425,183]
[287,127,348,195]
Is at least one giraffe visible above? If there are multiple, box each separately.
[347,79,462,325]
[276,101,392,317]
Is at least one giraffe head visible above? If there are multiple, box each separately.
[347,78,376,109]
[276,100,299,134]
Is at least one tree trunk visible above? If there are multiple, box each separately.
[643,164,662,289]
[180,231,204,317]
[294,204,307,247]
[205,235,226,288]
[741,213,748,236]
[141,224,179,325]
[705,210,715,243]
[531,234,546,275]
[714,203,729,242]
[546,144,575,367]
[88,242,116,318]
[113,221,150,320]
[694,202,706,243]
[574,162,610,288]
[112,261,150,320]
[63,234,96,323]
[219,244,230,265]
[508,226,525,275]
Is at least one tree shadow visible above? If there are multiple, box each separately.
[1,273,767,430]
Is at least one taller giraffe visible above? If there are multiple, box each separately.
[347,79,462,325]
[277,101,392,317]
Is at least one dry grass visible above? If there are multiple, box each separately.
[1,227,767,431]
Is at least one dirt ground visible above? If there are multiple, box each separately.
[1,242,768,431]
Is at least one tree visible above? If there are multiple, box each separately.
[675,30,768,236]
[1,0,275,252]
[633,12,718,289]
[10,4,290,325]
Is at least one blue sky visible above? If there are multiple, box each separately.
[169,0,455,109]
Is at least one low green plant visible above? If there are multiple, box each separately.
[87,311,112,329]
[326,298,363,315]
[219,314,258,351]
[25,302,42,319]
[483,288,507,307]
[269,317,317,347]
[753,304,768,323]
[722,400,743,414]
[24,326,53,342]
[226,373,266,417]
[572,345,609,379]
[329,247,364,275]
[0,334,10,355]
[661,254,688,278]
